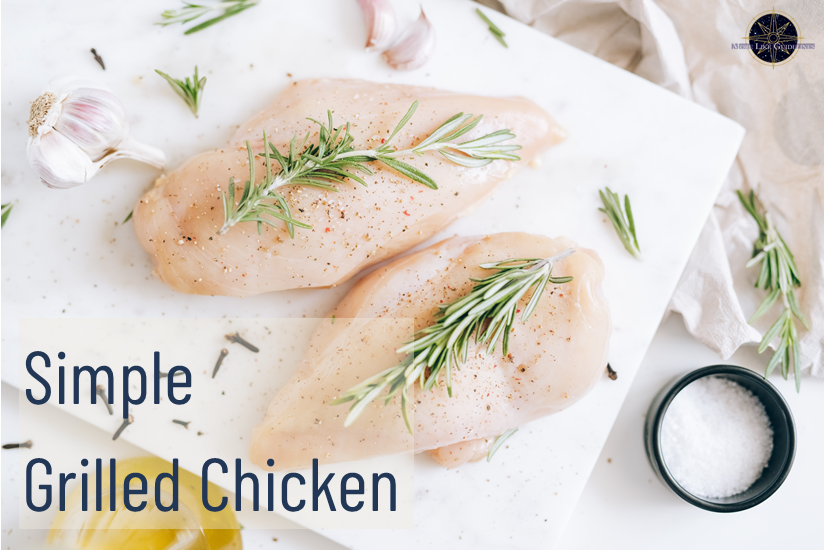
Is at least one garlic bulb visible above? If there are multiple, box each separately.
[26,78,165,189]
[357,0,397,51]
[382,8,436,71]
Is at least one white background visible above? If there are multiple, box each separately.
[2,313,823,549]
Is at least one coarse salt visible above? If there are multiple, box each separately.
[660,376,774,499]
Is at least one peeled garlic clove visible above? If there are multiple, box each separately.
[26,77,165,189]
[28,129,101,189]
[382,8,436,71]
[357,0,397,51]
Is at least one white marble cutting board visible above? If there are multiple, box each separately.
[0,0,744,548]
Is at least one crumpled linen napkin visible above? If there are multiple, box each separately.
[481,0,824,377]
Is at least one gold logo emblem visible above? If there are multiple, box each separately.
[740,8,808,68]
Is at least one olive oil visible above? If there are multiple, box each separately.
[48,457,241,550]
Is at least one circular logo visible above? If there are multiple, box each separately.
[744,9,803,67]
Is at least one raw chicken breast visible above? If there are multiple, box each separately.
[133,79,564,296]
[250,232,611,471]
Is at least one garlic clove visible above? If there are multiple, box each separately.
[357,0,397,51]
[55,86,129,161]
[28,129,100,189]
[382,8,436,71]
[26,77,166,189]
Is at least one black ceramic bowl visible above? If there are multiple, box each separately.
[644,365,796,512]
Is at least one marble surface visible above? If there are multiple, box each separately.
[1,0,744,548]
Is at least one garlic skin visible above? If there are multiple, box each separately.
[382,8,436,71]
[28,130,98,187]
[26,78,165,189]
[357,0,397,51]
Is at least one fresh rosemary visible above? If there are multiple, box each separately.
[219,133,312,236]
[158,1,257,34]
[476,8,508,48]
[123,209,134,224]
[331,249,575,433]
[487,428,518,462]
[598,187,640,259]
[220,101,522,236]
[156,67,206,118]
[738,190,809,391]
[1,203,12,229]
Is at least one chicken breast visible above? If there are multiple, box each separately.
[250,232,611,471]
[133,79,565,296]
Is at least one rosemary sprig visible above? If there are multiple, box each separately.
[738,190,809,391]
[598,187,640,259]
[331,249,575,433]
[156,67,206,118]
[476,8,508,48]
[220,100,522,235]
[220,132,312,237]
[123,209,134,224]
[1,203,13,229]
[487,428,518,462]
[158,1,257,34]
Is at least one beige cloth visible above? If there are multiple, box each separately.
[482,0,824,376]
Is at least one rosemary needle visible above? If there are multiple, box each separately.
[221,102,522,236]
[1,203,13,229]
[487,428,518,462]
[598,187,640,259]
[738,189,809,391]
[476,8,508,48]
[158,1,258,35]
[155,66,206,118]
[331,249,575,433]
